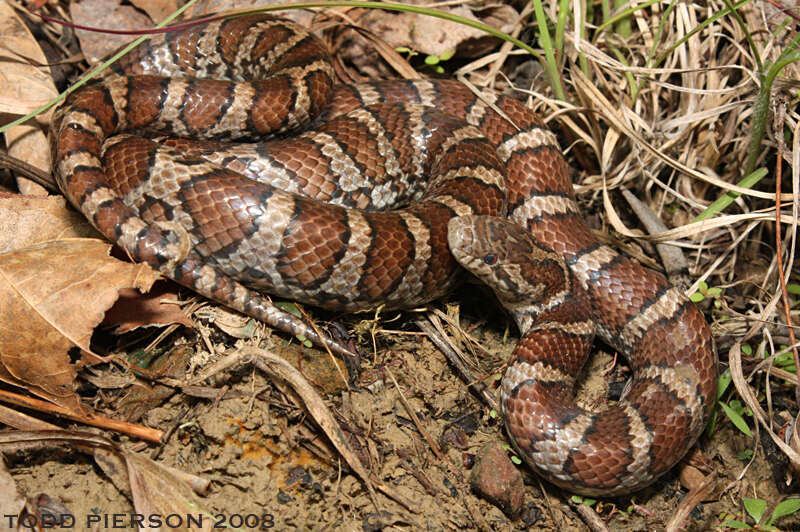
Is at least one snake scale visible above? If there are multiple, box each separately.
[51,14,717,495]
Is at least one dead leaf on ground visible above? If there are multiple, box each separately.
[103,281,192,333]
[0,1,58,195]
[70,0,153,64]
[0,455,26,527]
[0,239,158,412]
[124,450,214,531]
[0,194,101,254]
[129,0,180,24]
[184,0,314,26]
[358,5,517,59]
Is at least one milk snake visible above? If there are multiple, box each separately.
[50,13,717,495]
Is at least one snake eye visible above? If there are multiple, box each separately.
[483,254,498,265]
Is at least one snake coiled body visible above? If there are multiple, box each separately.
[51,14,717,495]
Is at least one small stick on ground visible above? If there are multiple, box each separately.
[570,499,610,532]
[415,316,500,413]
[0,388,163,442]
[665,471,717,532]
[621,188,691,287]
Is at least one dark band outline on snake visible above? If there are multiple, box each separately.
[50,13,718,496]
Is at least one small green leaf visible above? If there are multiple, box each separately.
[743,497,767,523]
[489,409,498,419]
[275,301,302,318]
[581,498,597,506]
[296,334,313,348]
[424,54,440,65]
[571,495,583,504]
[768,498,800,524]
[717,368,732,399]
[510,455,522,465]
[438,49,455,61]
[737,449,753,461]
[706,286,723,298]
[689,292,705,303]
[787,283,800,295]
[698,281,709,292]
[741,344,752,356]
[395,46,412,53]
[720,402,752,437]
[719,520,751,529]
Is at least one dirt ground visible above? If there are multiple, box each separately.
[6,286,796,531]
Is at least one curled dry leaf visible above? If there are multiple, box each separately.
[93,448,213,531]
[125,450,214,531]
[1,431,212,531]
[0,239,158,412]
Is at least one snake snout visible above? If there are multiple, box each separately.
[447,216,478,261]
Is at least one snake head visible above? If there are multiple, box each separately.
[447,215,572,318]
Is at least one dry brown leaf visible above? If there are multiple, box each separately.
[124,450,214,531]
[103,281,192,333]
[1,431,211,529]
[0,0,58,194]
[0,456,26,527]
[184,0,314,26]
[0,239,158,411]
[6,124,51,195]
[70,0,153,64]
[358,5,517,59]
[0,1,58,117]
[129,0,180,23]
[0,194,101,254]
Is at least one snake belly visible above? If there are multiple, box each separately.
[50,14,717,495]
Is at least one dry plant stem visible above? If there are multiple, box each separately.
[765,0,800,22]
[620,189,689,281]
[664,471,717,532]
[571,68,791,203]
[415,316,500,412]
[0,403,61,431]
[0,430,120,453]
[0,388,163,442]
[772,107,800,404]
[570,500,609,532]
[295,304,351,389]
[383,367,492,532]
[484,1,535,88]
[189,346,415,513]
[0,150,59,192]
[729,343,800,465]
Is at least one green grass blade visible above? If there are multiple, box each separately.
[692,169,768,222]
[719,402,752,437]
[531,0,566,101]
